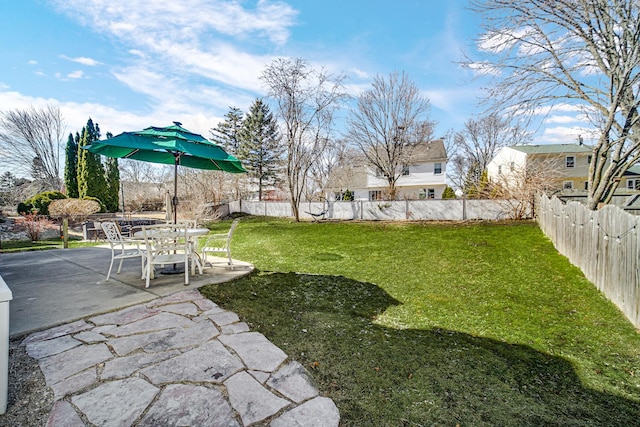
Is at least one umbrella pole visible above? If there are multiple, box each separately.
[161,153,184,276]
[173,155,179,225]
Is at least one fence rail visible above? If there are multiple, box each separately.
[537,194,640,328]
[230,199,530,221]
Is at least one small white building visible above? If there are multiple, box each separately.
[329,140,448,201]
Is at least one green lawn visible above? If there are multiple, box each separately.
[200,217,640,426]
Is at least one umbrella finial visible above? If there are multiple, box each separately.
[173,121,182,126]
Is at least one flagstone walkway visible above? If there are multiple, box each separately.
[22,289,339,426]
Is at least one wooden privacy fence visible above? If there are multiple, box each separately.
[537,194,640,328]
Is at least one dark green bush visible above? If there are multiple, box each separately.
[18,191,67,215]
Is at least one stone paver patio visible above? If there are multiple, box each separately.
[21,289,339,426]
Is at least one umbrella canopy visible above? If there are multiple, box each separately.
[84,123,245,223]
[85,124,245,173]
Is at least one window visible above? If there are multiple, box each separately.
[565,156,575,168]
[563,181,574,190]
[419,188,436,199]
[419,188,435,199]
[584,181,589,190]
[510,161,515,171]
[369,190,383,201]
[587,155,592,164]
[434,162,442,174]
[627,179,640,190]
[402,166,410,176]
[498,165,502,174]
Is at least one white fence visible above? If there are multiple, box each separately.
[537,194,640,328]
[229,199,529,221]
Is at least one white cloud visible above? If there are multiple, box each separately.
[478,27,534,53]
[544,115,581,124]
[28,60,37,65]
[535,125,594,144]
[53,70,86,80]
[112,65,256,113]
[350,68,369,79]
[465,61,500,77]
[51,0,298,45]
[531,103,587,116]
[128,49,145,58]
[48,0,295,94]
[425,87,478,115]
[0,90,218,139]
[60,55,101,66]
[67,70,85,79]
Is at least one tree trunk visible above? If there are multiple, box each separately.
[62,217,69,249]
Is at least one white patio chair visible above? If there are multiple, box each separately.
[92,221,105,241]
[141,224,190,288]
[101,221,146,281]
[201,219,239,268]
[176,219,197,228]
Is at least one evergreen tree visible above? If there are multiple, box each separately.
[210,107,244,155]
[77,118,108,206]
[238,99,283,201]
[104,157,120,212]
[64,133,79,198]
[442,186,457,199]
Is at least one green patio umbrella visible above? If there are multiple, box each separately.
[84,122,245,223]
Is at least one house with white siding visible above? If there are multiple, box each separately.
[487,143,640,198]
[328,140,448,201]
[487,144,594,193]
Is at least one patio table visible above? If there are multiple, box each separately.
[134,227,209,275]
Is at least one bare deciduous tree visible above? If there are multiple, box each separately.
[467,0,640,209]
[348,71,435,200]
[118,159,162,184]
[450,114,530,195]
[491,157,562,219]
[307,137,350,200]
[261,58,348,221]
[0,104,64,189]
[176,169,230,223]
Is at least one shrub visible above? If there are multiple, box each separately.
[14,212,55,242]
[82,196,106,213]
[18,191,67,215]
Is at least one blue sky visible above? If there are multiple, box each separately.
[0,0,581,145]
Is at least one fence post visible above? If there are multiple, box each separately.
[462,197,466,221]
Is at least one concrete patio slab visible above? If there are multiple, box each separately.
[0,246,252,337]
[0,246,341,426]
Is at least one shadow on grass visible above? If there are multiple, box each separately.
[201,271,640,427]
